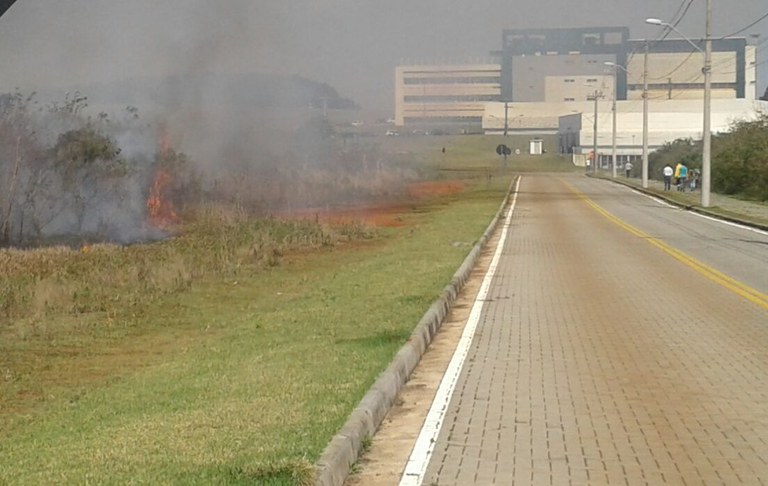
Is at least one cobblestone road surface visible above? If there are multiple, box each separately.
[419,174,768,485]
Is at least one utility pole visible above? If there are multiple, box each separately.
[646,8,714,206]
[611,67,618,178]
[642,40,649,189]
[702,0,712,207]
[503,101,509,136]
[604,61,628,179]
[591,90,602,174]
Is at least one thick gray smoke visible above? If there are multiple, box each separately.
[0,0,766,246]
[1,1,765,117]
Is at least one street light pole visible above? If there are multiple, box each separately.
[647,6,713,206]
[504,101,509,137]
[592,90,601,174]
[604,61,629,179]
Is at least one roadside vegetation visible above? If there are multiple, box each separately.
[0,180,511,485]
[0,103,536,484]
[648,112,768,202]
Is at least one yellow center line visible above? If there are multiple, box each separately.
[564,179,768,311]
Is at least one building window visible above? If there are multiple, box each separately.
[604,32,623,45]
[564,79,575,83]
[564,97,575,101]
[586,78,598,82]
[582,33,600,46]
[403,95,499,103]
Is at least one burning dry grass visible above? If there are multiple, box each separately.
[0,205,374,321]
[0,205,376,422]
[0,178,513,486]
[0,142,514,484]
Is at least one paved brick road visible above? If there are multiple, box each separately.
[421,174,768,485]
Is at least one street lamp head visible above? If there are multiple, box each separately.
[604,61,616,66]
[645,18,664,26]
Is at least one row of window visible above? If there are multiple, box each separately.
[504,31,624,48]
[404,95,500,103]
[627,82,736,90]
[403,77,501,85]
[563,78,599,83]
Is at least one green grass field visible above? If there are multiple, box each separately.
[386,133,572,171]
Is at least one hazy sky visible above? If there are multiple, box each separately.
[0,0,766,113]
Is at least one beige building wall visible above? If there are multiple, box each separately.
[544,75,615,102]
[394,64,501,126]
[626,51,740,100]
[746,45,757,100]
[552,98,768,156]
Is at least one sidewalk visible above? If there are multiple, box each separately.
[595,172,768,230]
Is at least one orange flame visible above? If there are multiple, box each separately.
[147,170,179,229]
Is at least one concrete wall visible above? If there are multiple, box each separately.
[560,98,768,155]
[626,37,748,100]
[746,45,757,100]
[545,74,614,102]
[511,54,616,101]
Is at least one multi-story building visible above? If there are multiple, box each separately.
[626,38,756,101]
[394,64,500,127]
[393,26,760,133]
[499,27,629,103]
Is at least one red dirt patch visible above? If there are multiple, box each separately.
[276,180,467,228]
[407,180,466,199]
[283,205,409,228]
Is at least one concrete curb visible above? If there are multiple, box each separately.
[591,174,768,232]
[314,176,519,486]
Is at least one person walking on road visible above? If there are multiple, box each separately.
[689,168,700,191]
[663,164,674,191]
[678,163,688,192]
[625,161,633,178]
[674,162,683,190]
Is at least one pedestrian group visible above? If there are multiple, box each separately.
[665,162,699,191]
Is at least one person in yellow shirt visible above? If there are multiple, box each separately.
[674,162,683,189]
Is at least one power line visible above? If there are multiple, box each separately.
[717,10,768,39]
[624,2,692,72]
[646,50,698,81]
[653,0,696,45]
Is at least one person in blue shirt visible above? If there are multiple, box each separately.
[678,164,688,192]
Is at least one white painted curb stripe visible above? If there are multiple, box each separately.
[690,211,768,236]
[623,182,768,236]
[398,176,522,486]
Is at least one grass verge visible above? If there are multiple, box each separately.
[0,174,512,484]
[594,172,768,228]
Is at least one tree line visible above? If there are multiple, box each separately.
[0,91,412,248]
[648,112,768,201]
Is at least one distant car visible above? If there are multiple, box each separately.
[386,129,399,136]
[351,120,364,127]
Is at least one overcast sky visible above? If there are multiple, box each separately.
[0,0,766,113]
